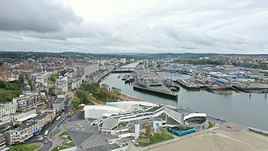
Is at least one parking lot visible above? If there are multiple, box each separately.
[63,111,118,151]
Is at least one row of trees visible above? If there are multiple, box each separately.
[233,62,268,70]
[175,58,268,70]
[175,58,225,65]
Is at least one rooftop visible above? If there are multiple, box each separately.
[101,117,120,130]
[16,113,37,122]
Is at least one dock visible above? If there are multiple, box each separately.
[232,83,268,93]
[203,85,234,92]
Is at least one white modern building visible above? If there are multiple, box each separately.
[84,101,208,139]
[84,101,157,119]
[106,101,157,112]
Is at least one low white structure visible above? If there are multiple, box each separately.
[183,113,207,121]
[184,113,208,129]
[84,105,125,119]
[84,101,158,119]
[13,109,37,122]
[106,101,157,112]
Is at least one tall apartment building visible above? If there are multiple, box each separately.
[0,100,17,126]
[13,93,44,112]
[56,76,68,94]
[0,133,6,150]
[52,95,66,114]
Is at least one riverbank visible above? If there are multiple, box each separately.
[120,93,146,102]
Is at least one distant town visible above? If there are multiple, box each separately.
[0,51,268,151]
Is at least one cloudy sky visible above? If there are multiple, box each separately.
[0,0,267,53]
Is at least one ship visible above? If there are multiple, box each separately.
[133,79,178,100]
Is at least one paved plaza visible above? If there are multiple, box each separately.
[149,122,268,151]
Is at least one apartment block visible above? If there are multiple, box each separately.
[56,76,68,94]
[5,126,33,145]
[0,133,6,150]
[0,100,17,126]
[14,93,44,112]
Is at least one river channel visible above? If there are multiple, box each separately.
[100,65,268,131]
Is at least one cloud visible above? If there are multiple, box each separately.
[0,0,268,53]
[0,0,81,32]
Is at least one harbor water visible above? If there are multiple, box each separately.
[101,71,268,131]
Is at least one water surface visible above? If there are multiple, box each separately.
[101,72,268,131]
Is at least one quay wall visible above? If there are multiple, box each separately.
[248,127,268,136]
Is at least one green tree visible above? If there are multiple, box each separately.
[49,73,58,84]
[71,97,81,109]
[18,74,24,84]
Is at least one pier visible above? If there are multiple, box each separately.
[232,84,268,93]
[248,127,268,137]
